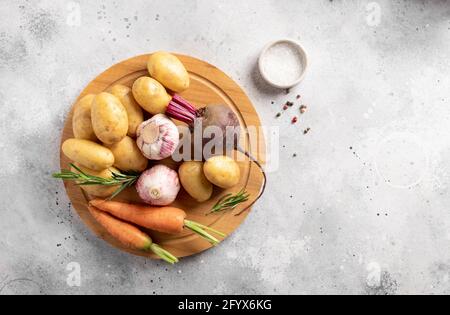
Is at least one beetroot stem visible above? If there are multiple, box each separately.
[172,94,197,114]
[166,94,198,125]
[167,107,194,121]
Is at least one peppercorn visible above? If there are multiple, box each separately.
[300,105,307,114]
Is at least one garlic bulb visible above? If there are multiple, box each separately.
[136,165,180,205]
[136,114,179,160]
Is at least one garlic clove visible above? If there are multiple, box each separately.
[136,114,179,160]
[136,165,180,206]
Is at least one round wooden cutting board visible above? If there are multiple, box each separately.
[60,54,265,259]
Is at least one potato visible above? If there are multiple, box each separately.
[204,156,241,189]
[106,136,148,172]
[71,164,121,197]
[132,76,171,115]
[91,92,128,145]
[179,161,213,202]
[72,94,97,141]
[62,138,114,171]
[109,84,144,137]
[148,52,190,93]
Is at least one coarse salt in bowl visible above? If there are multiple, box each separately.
[258,39,308,89]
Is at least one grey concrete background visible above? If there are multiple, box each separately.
[0,0,449,295]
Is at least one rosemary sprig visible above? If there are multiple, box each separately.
[52,163,141,200]
[209,190,250,214]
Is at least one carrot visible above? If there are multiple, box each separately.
[89,199,226,245]
[90,200,185,234]
[88,205,178,264]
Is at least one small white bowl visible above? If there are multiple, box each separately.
[258,39,309,89]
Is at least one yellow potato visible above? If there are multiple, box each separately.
[62,138,114,171]
[204,156,241,189]
[91,92,128,145]
[106,136,148,172]
[109,84,144,137]
[71,164,121,198]
[132,76,171,115]
[148,52,190,93]
[179,161,213,202]
[72,94,97,141]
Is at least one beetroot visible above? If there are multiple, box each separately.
[168,95,240,149]
[169,95,237,129]
[166,95,266,215]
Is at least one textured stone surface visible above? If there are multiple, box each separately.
[0,0,449,295]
